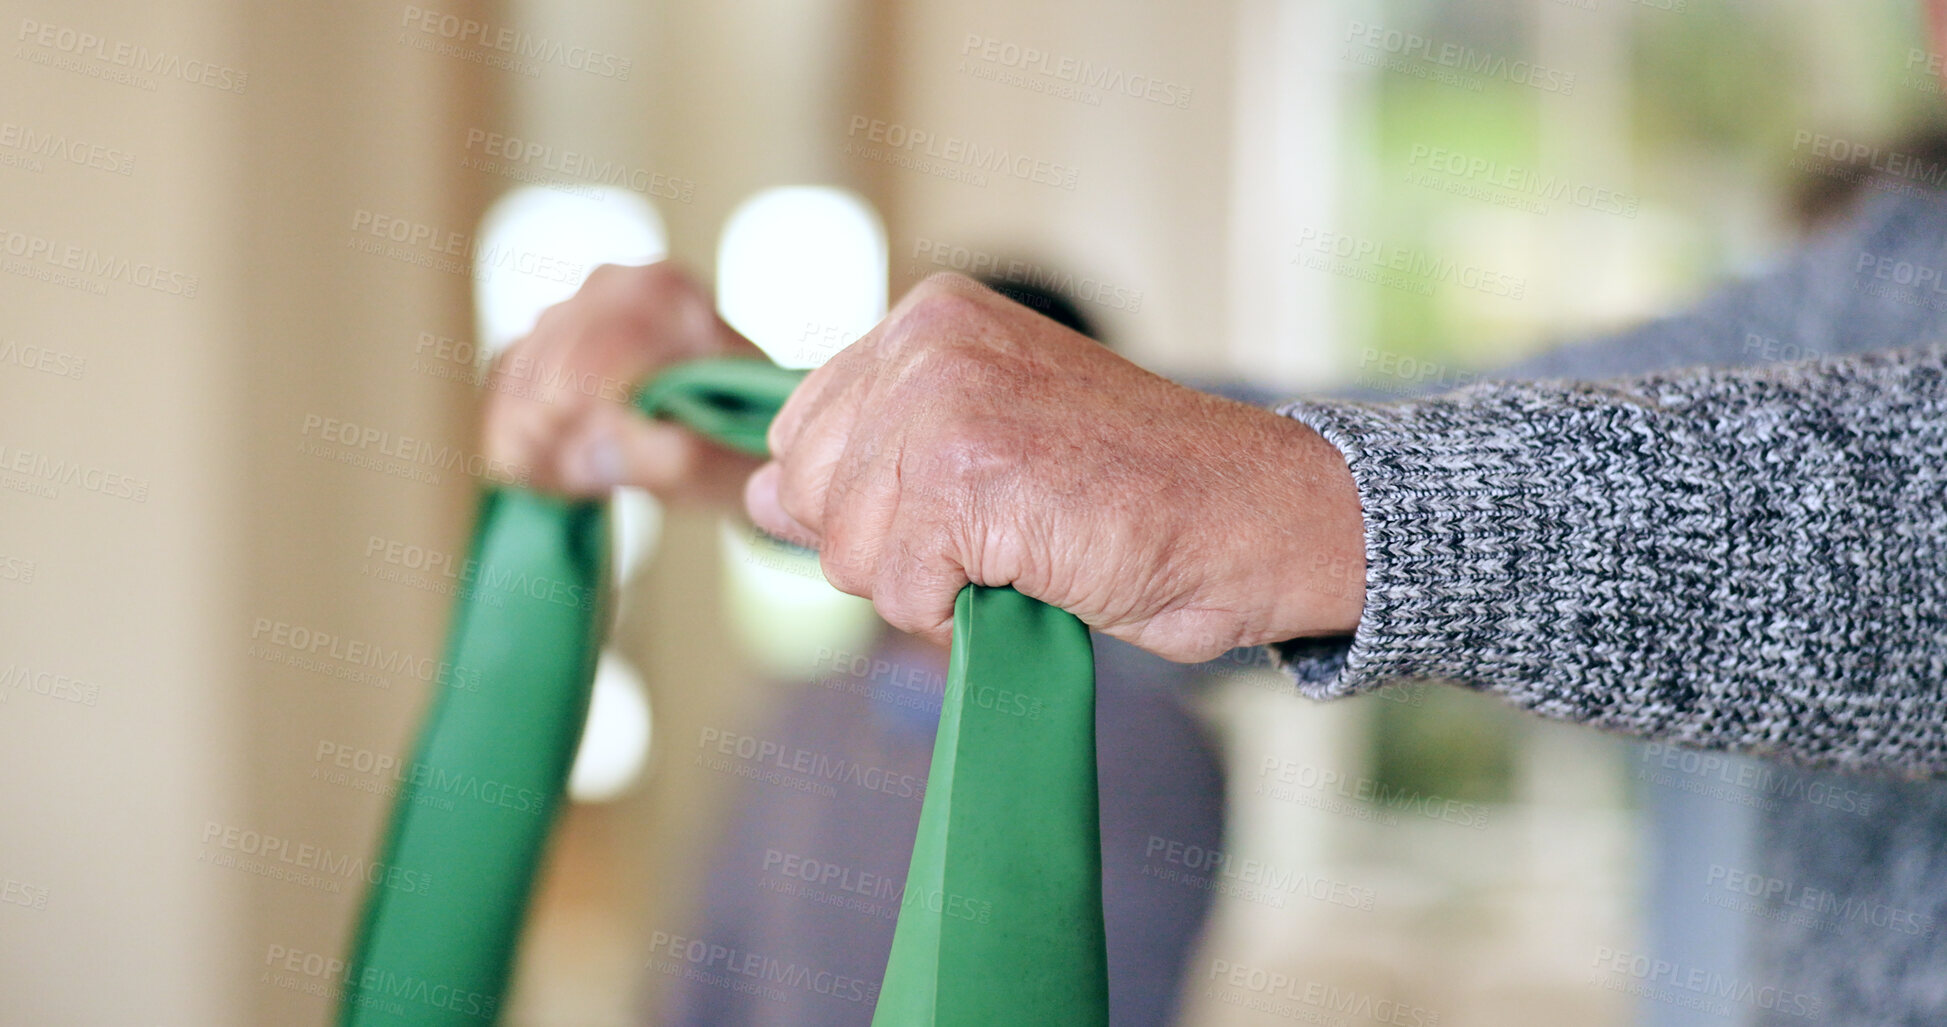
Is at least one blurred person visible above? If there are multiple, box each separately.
[484,10,1947,1026]
[642,279,1228,1027]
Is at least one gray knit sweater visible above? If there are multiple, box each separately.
[1274,193,1947,774]
[1270,186,1947,1024]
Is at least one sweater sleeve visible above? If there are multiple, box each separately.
[1272,345,1947,773]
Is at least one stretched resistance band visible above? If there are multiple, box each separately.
[339,357,1107,1026]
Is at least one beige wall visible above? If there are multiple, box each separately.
[1,1,500,1024]
[0,2,250,1020]
[0,1,1306,1024]
[871,0,1239,378]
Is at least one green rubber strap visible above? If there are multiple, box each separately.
[337,489,609,1027]
[874,586,1108,1026]
[339,357,1106,1026]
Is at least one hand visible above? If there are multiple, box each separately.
[745,273,1366,661]
[480,262,766,504]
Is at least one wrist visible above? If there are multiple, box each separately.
[1255,409,1366,639]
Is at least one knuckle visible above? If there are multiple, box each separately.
[628,261,690,301]
[871,558,955,639]
[889,281,991,347]
[818,544,869,597]
[871,591,927,636]
[904,284,987,331]
[590,261,690,314]
[925,418,1013,488]
[775,466,821,525]
[915,270,980,297]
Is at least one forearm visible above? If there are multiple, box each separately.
[1275,346,1947,772]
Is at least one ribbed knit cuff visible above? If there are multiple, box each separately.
[1264,383,1728,711]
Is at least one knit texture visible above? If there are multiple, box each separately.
[1275,348,1947,771]
[1268,186,1947,774]
[1258,185,1947,1023]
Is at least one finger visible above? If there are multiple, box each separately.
[765,324,877,457]
[765,360,837,460]
[480,388,578,491]
[871,535,967,647]
[561,403,763,503]
[815,433,901,599]
[744,462,821,551]
[769,362,877,536]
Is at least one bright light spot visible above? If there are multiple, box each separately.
[611,486,662,588]
[719,522,881,677]
[715,186,889,664]
[473,186,668,359]
[716,186,886,368]
[472,185,671,588]
[568,651,653,803]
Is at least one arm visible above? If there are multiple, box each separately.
[1268,189,1947,772]
[1277,346,1947,773]
[754,268,1947,775]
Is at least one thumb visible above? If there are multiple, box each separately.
[562,403,762,505]
[743,462,821,551]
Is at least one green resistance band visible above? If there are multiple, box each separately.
[339,357,1106,1027]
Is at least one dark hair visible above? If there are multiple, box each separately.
[975,273,1102,343]
[1789,125,1947,231]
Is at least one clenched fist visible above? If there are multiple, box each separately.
[480,262,767,504]
[746,273,1365,661]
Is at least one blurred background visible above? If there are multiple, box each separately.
[1,0,1937,1024]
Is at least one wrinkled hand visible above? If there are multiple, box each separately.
[480,262,766,504]
[746,274,1366,661]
